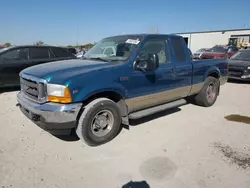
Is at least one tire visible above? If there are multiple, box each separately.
[76,98,122,146]
[194,76,220,107]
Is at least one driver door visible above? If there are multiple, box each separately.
[126,36,175,112]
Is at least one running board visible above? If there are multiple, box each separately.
[128,99,187,119]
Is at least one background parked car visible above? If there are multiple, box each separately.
[228,48,250,81]
[67,47,77,55]
[200,45,238,59]
[76,50,86,59]
[193,48,210,59]
[0,45,76,87]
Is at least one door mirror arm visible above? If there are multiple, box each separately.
[133,53,159,71]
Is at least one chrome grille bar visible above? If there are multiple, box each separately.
[20,73,47,103]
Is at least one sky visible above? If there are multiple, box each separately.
[1,0,250,46]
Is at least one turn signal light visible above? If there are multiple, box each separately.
[48,87,72,103]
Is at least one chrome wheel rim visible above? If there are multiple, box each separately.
[206,83,216,103]
[91,110,114,137]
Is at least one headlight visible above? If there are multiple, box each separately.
[47,84,72,103]
[247,66,250,70]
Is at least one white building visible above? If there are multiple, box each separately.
[175,28,250,53]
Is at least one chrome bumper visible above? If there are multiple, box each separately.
[17,92,82,135]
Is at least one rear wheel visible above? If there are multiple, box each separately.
[194,76,220,107]
[76,98,122,146]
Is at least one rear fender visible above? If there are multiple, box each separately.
[203,66,221,81]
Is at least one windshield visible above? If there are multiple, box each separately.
[197,48,207,52]
[207,46,227,53]
[83,35,143,61]
[230,50,250,61]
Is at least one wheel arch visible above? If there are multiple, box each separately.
[203,67,221,95]
[204,66,221,80]
[78,90,128,120]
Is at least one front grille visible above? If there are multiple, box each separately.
[228,66,246,77]
[20,74,47,103]
[229,71,243,77]
[229,66,246,71]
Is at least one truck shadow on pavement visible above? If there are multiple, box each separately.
[55,107,182,142]
[227,79,249,84]
[0,86,20,94]
[54,131,80,142]
[128,107,181,127]
[122,180,150,188]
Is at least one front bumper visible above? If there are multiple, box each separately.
[228,75,250,81]
[17,92,82,135]
[228,71,250,82]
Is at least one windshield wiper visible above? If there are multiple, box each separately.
[82,57,108,62]
[231,58,250,61]
[90,57,108,62]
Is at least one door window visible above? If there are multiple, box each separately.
[51,47,74,58]
[48,49,56,58]
[228,47,238,53]
[171,37,186,62]
[1,48,28,60]
[138,38,170,64]
[29,47,50,59]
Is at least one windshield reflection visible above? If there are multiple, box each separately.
[83,35,143,62]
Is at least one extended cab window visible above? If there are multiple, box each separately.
[171,37,186,62]
[30,47,49,59]
[138,38,170,64]
[1,48,28,60]
[51,47,74,58]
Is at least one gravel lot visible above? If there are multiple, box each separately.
[0,82,250,188]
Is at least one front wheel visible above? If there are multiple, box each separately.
[194,76,220,107]
[76,98,122,146]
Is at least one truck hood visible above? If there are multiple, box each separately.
[21,59,120,83]
[228,59,250,68]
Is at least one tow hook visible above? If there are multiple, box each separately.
[32,115,40,122]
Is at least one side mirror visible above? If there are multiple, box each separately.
[134,53,159,71]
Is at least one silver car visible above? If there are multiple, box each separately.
[193,48,210,59]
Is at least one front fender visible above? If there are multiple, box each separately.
[73,82,127,102]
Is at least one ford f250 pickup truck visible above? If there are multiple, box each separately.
[17,34,228,146]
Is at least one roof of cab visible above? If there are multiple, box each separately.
[1,45,69,52]
[103,33,179,39]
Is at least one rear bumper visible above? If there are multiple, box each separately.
[17,92,82,135]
